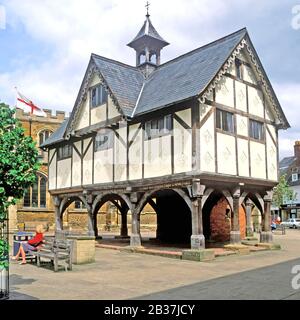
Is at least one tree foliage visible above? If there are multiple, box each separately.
[0,103,40,219]
[272,174,297,208]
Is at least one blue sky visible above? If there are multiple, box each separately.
[0,0,299,158]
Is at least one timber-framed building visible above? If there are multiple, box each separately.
[42,13,289,250]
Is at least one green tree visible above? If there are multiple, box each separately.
[0,103,40,269]
[272,174,297,208]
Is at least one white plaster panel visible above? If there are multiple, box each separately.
[199,104,212,121]
[175,108,191,127]
[200,113,215,173]
[90,73,101,87]
[57,158,71,189]
[82,142,93,185]
[237,138,249,177]
[48,151,56,190]
[129,124,141,141]
[217,133,237,175]
[265,104,275,121]
[235,81,247,112]
[94,149,113,184]
[215,76,234,107]
[250,141,266,179]
[267,124,277,142]
[83,138,92,155]
[75,98,90,130]
[91,104,106,125]
[236,114,248,137]
[174,116,192,174]
[244,65,257,84]
[248,86,264,118]
[74,141,82,155]
[108,96,120,120]
[144,136,171,178]
[228,63,235,76]
[49,149,55,161]
[72,149,81,187]
[237,51,249,63]
[266,131,278,181]
[129,128,143,180]
[114,127,127,182]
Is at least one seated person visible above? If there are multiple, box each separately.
[12,225,45,265]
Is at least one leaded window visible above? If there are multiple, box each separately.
[90,84,108,108]
[216,109,234,133]
[145,114,172,139]
[249,119,264,141]
[23,174,47,208]
[95,131,113,152]
[57,144,72,160]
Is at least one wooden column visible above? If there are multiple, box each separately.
[120,208,129,238]
[85,194,95,237]
[53,196,63,232]
[190,179,205,250]
[260,191,273,243]
[245,199,254,237]
[230,188,241,244]
[130,193,142,247]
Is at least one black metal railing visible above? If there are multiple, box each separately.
[0,214,9,300]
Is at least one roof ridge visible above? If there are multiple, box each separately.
[91,53,141,72]
[156,27,247,70]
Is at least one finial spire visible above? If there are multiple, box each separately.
[145,1,150,17]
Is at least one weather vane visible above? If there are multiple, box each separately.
[146,1,150,17]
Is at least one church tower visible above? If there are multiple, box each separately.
[127,3,169,77]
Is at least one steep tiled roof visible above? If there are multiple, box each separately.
[40,119,69,148]
[279,156,296,176]
[92,54,145,117]
[43,27,289,147]
[127,16,169,48]
[134,28,247,116]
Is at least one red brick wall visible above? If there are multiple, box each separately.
[210,197,246,242]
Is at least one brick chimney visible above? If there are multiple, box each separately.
[294,141,300,165]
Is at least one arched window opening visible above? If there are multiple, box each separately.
[39,130,52,147]
[23,174,47,208]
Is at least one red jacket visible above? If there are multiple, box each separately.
[28,233,44,246]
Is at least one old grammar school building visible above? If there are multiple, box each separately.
[41,12,289,251]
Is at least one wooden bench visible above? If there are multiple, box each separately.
[29,238,73,272]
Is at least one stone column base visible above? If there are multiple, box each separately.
[182,249,215,262]
[191,234,205,250]
[260,231,273,243]
[130,233,142,247]
[230,231,241,244]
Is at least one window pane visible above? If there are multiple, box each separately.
[91,88,97,107]
[158,118,164,132]
[102,87,108,104]
[165,115,172,132]
[40,177,47,208]
[227,112,234,133]
[39,132,44,146]
[31,176,39,208]
[23,188,31,207]
[250,120,263,140]
[216,109,221,130]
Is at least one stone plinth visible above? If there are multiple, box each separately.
[256,243,281,250]
[67,235,95,264]
[182,249,215,262]
[224,244,250,255]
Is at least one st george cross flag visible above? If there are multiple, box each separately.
[16,90,47,117]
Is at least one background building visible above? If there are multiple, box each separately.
[279,141,300,220]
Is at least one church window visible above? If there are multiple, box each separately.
[57,144,72,160]
[145,114,172,139]
[95,131,113,151]
[39,130,52,146]
[90,84,108,108]
[216,109,234,133]
[249,119,264,141]
[23,174,47,208]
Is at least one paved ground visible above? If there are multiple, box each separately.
[9,229,300,300]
